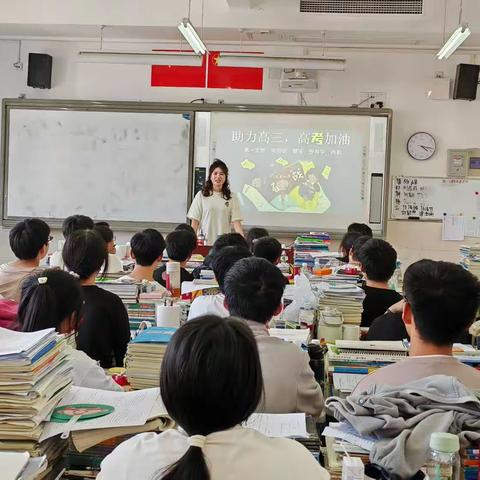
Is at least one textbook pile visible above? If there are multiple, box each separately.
[293,232,331,268]
[0,328,72,478]
[125,327,177,389]
[316,282,365,325]
[96,281,139,304]
[460,244,480,279]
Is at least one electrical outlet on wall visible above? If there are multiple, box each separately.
[359,92,387,108]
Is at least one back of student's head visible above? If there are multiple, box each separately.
[347,222,373,237]
[211,246,251,293]
[356,238,397,282]
[93,224,114,244]
[130,229,165,266]
[224,257,286,324]
[339,232,361,262]
[350,235,371,262]
[18,268,83,334]
[166,230,197,263]
[175,223,197,237]
[253,236,282,264]
[246,227,269,251]
[94,221,110,228]
[62,215,94,238]
[63,229,108,280]
[205,233,249,268]
[9,218,50,260]
[161,315,262,480]
[404,260,480,346]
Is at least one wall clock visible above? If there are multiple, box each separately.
[407,132,436,160]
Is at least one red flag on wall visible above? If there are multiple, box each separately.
[151,51,263,90]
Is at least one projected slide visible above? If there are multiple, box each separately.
[210,112,386,231]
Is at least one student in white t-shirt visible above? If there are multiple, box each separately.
[17,268,121,392]
[93,223,124,274]
[188,159,244,245]
[97,315,329,480]
[187,246,251,321]
[117,229,167,296]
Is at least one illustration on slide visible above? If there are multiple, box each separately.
[241,160,331,214]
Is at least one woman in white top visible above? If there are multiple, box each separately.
[17,268,121,392]
[188,159,244,245]
[98,315,329,480]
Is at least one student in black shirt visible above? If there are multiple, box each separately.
[253,236,289,286]
[356,238,402,328]
[63,229,130,368]
[154,230,196,287]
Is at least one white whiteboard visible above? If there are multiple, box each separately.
[5,108,191,224]
[391,176,480,220]
[208,111,388,233]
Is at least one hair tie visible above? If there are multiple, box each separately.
[69,271,80,279]
[38,277,48,285]
[188,435,206,449]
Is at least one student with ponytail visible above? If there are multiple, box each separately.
[17,269,121,391]
[63,229,130,369]
[98,316,329,480]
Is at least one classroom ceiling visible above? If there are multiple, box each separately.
[0,0,479,51]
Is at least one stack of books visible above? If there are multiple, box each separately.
[460,244,480,279]
[0,328,72,478]
[125,327,177,389]
[293,232,331,268]
[315,282,365,325]
[126,303,156,334]
[324,340,408,397]
[96,280,139,304]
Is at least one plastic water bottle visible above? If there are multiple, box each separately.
[197,231,205,246]
[425,432,460,480]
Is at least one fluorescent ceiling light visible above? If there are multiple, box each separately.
[178,19,207,55]
[437,25,471,59]
[77,51,202,66]
[217,53,345,70]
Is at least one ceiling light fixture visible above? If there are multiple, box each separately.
[178,19,207,55]
[217,53,346,70]
[437,24,471,59]
[77,51,202,66]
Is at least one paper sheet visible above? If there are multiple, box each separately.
[0,328,55,356]
[442,213,465,241]
[333,373,366,392]
[268,328,310,346]
[40,386,159,441]
[322,422,376,452]
[465,217,480,238]
[0,451,29,480]
[244,413,308,438]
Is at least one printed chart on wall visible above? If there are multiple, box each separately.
[391,176,480,238]
[209,112,387,232]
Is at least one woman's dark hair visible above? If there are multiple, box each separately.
[17,268,84,334]
[338,232,362,263]
[62,229,109,280]
[160,315,263,480]
[246,227,269,251]
[201,159,231,200]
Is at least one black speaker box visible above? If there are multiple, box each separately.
[453,63,480,100]
[27,53,52,89]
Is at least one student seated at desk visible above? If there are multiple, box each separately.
[174,222,197,237]
[117,229,168,296]
[191,232,249,279]
[50,215,94,268]
[63,229,130,369]
[353,259,480,394]
[17,268,121,391]
[93,224,123,274]
[0,219,50,302]
[187,246,251,320]
[224,257,324,416]
[246,226,269,251]
[97,316,329,480]
[356,238,402,327]
[154,230,197,288]
[253,236,289,285]
[338,231,361,263]
[349,235,371,265]
[347,222,373,237]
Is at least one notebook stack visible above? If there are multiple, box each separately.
[0,328,72,478]
[125,327,177,389]
[95,280,139,304]
[315,282,365,325]
[324,340,408,397]
[460,244,480,279]
[125,303,156,334]
[293,232,331,268]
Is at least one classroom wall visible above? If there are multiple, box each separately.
[0,38,478,266]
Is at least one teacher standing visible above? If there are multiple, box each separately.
[188,159,244,245]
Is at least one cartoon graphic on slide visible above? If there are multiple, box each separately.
[241,160,331,214]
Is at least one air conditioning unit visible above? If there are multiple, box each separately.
[279,69,318,93]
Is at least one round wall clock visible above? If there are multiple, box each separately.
[407,132,436,160]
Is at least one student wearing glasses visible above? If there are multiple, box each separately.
[0,218,51,301]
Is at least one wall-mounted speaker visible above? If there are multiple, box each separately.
[27,53,52,89]
[453,63,480,101]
